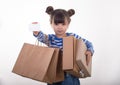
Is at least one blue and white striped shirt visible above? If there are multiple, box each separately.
[34,31,94,54]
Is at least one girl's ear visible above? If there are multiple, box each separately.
[67,9,75,17]
[46,6,54,15]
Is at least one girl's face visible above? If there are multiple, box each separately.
[51,20,69,38]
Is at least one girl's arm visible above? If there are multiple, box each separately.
[72,33,94,66]
[33,31,49,46]
[32,22,49,46]
[72,33,94,55]
[82,38,94,56]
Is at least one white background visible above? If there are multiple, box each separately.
[0,0,120,85]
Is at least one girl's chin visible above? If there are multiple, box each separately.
[56,33,66,37]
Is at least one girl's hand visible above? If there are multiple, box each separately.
[33,31,40,36]
[85,50,92,65]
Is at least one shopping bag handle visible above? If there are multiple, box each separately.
[35,39,47,47]
[35,39,39,46]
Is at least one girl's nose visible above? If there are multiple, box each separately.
[57,24,63,28]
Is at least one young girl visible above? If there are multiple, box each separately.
[32,6,94,85]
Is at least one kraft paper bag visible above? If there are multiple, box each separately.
[44,49,64,83]
[63,36,92,78]
[12,43,64,84]
[54,50,64,82]
[63,36,81,78]
[76,39,92,77]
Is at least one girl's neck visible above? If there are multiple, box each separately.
[56,33,67,38]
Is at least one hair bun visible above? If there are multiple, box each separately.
[46,6,54,15]
[67,9,75,17]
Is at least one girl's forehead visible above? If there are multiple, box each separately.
[52,18,68,21]
[52,19,69,24]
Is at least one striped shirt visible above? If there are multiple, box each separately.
[34,31,94,54]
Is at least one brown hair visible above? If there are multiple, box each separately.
[46,6,75,25]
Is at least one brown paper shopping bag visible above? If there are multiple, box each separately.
[63,36,81,78]
[12,43,64,84]
[63,36,92,78]
[44,48,64,83]
[76,39,92,77]
[54,50,64,82]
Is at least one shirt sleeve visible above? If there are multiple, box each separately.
[33,31,49,46]
[71,33,94,55]
[82,38,94,55]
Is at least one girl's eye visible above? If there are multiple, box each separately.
[55,23,58,25]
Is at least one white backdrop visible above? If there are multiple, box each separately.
[0,0,120,85]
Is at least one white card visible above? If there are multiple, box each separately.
[29,23,40,31]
